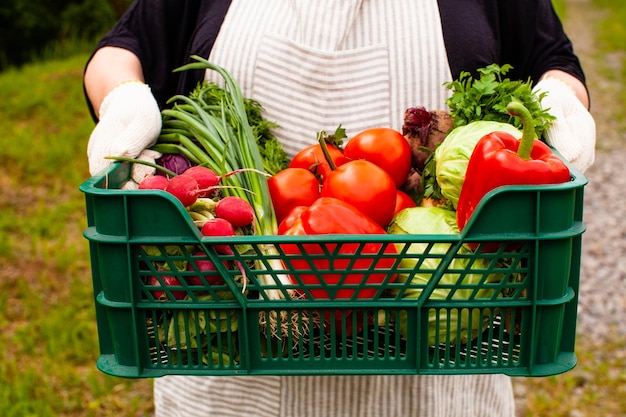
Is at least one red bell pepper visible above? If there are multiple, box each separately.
[278,197,397,300]
[456,101,571,234]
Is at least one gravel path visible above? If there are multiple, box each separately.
[512,148,626,415]
[561,0,626,342]
[577,149,626,340]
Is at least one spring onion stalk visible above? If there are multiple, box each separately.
[168,57,274,232]
[162,56,300,337]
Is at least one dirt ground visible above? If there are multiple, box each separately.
[566,0,624,150]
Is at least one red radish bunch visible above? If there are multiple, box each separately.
[138,175,169,190]
[138,166,223,207]
[146,274,187,300]
[138,164,258,293]
[200,217,251,290]
[165,175,201,207]
[138,167,259,220]
[183,166,220,197]
[215,196,255,228]
[200,198,255,255]
[186,251,226,286]
[201,218,236,255]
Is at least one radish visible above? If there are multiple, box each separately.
[201,217,236,237]
[201,218,236,255]
[186,251,226,285]
[165,175,199,207]
[162,168,253,208]
[200,218,249,290]
[182,166,220,197]
[138,175,169,190]
[215,196,255,227]
[146,274,187,300]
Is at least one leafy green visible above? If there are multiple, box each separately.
[318,124,348,148]
[162,293,241,366]
[421,151,445,203]
[434,121,522,208]
[141,244,197,271]
[444,64,555,138]
[388,207,506,346]
[187,80,289,175]
[164,57,300,339]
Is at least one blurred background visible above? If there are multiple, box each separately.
[0,0,624,416]
[0,0,132,71]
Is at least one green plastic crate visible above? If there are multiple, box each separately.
[80,161,586,378]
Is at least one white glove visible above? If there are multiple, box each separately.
[533,77,596,173]
[87,81,162,181]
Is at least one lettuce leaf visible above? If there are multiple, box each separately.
[388,207,506,345]
[434,121,521,208]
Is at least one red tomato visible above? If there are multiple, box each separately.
[268,168,321,224]
[289,143,349,182]
[320,159,397,228]
[343,127,412,188]
[394,189,417,216]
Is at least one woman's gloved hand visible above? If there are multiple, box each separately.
[533,77,596,173]
[87,81,162,185]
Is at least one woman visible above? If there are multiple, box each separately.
[84,1,595,415]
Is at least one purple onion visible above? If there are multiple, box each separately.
[157,153,193,176]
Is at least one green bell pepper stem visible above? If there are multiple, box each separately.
[506,100,536,161]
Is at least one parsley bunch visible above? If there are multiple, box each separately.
[444,64,555,138]
[188,81,289,175]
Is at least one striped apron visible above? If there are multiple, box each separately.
[154,1,516,416]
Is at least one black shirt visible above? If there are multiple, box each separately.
[87,0,586,121]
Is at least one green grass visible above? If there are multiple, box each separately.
[516,331,626,417]
[0,55,93,184]
[592,0,626,120]
[0,54,153,417]
[552,0,567,18]
[593,0,626,53]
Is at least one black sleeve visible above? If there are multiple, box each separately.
[439,0,585,86]
[497,0,586,86]
[84,0,231,121]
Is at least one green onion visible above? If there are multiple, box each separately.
[161,57,299,337]
[168,56,277,235]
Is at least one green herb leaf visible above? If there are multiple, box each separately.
[317,124,347,149]
[444,64,555,138]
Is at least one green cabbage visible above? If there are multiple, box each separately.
[388,207,505,346]
[435,121,521,208]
